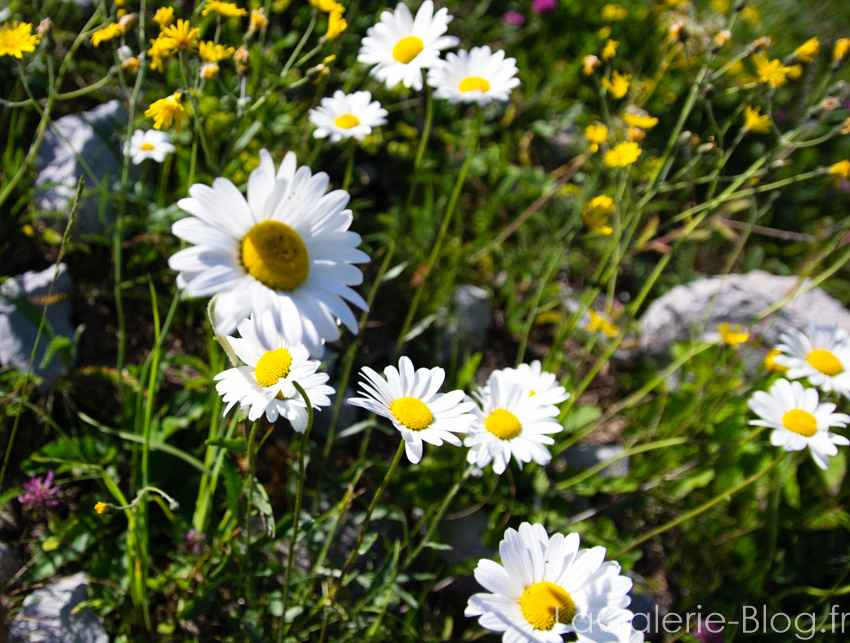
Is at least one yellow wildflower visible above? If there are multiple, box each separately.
[834,38,850,63]
[794,37,820,63]
[582,54,601,76]
[234,45,250,74]
[597,26,611,40]
[627,127,645,142]
[249,8,268,32]
[582,195,616,235]
[601,70,630,99]
[161,19,200,52]
[830,160,850,180]
[202,1,248,18]
[584,123,608,153]
[740,5,760,24]
[786,64,803,80]
[153,6,175,28]
[94,502,109,515]
[326,6,347,40]
[601,4,627,21]
[91,23,123,47]
[201,62,220,79]
[145,92,190,132]
[743,105,772,134]
[199,40,235,62]
[148,36,176,72]
[310,0,340,11]
[713,29,731,49]
[752,52,790,89]
[601,38,618,59]
[840,118,850,136]
[622,112,658,129]
[764,348,788,373]
[604,142,642,168]
[718,323,749,347]
[587,310,619,337]
[122,56,140,72]
[0,21,42,58]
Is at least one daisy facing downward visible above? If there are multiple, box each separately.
[308,90,388,142]
[466,522,634,643]
[357,0,459,90]
[347,356,476,463]
[748,378,849,470]
[214,315,334,431]
[168,149,369,355]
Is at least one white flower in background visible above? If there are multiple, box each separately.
[464,371,563,474]
[497,360,570,408]
[308,90,388,142]
[466,522,634,643]
[775,321,850,397]
[748,378,850,470]
[214,315,334,430]
[357,0,459,90]
[127,129,175,164]
[347,355,476,463]
[168,149,369,355]
[428,45,521,104]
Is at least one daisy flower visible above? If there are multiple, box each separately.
[357,0,459,91]
[168,149,369,355]
[427,46,520,104]
[578,621,644,643]
[495,360,570,409]
[748,378,850,470]
[214,316,334,430]
[774,321,850,397]
[308,90,388,142]
[466,522,633,643]
[464,371,563,474]
[126,129,175,164]
[347,356,476,464]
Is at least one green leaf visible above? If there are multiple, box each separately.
[562,405,602,433]
[205,437,248,454]
[358,532,379,555]
[249,478,275,539]
[42,535,62,552]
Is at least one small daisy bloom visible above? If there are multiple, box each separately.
[775,321,850,397]
[308,90,388,142]
[465,371,563,475]
[347,356,476,464]
[497,360,570,409]
[214,316,334,430]
[466,522,633,643]
[357,0,459,91]
[168,149,369,355]
[427,46,520,104]
[748,378,850,470]
[127,129,175,164]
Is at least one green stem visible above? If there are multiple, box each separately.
[244,420,260,605]
[342,139,355,191]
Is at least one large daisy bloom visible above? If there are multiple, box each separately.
[126,129,175,164]
[465,372,563,475]
[427,46,521,104]
[168,149,369,355]
[497,361,570,408]
[357,0,459,91]
[748,378,850,470]
[214,316,334,431]
[774,321,850,397]
[466,522,633,643]
[308,90,388,143]
[347,356,476,463]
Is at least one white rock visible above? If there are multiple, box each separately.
[9,574,108,643]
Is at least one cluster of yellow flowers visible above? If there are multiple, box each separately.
[309,0,348,41]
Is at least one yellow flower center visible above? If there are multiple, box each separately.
[392,36,424,63]
[140,143,155,151]
[334,114,360,129]
[241,220,310,292]
[782,409,818,438]
[254,348,293,387]
[485,409,522,440]
[519,582,575,631]
[806,349,844,376]
[390,396,433,431]
[530,390,536,397]
[458,76,490,93]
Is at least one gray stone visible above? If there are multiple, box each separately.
[0,542,22,585]
[35,100,127,236]
[9,574,108,643]
[638,271,850,356]
[439,510,492,566]
[0,263,75,391]
[561,444,629,479]
[438,285,492,356]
